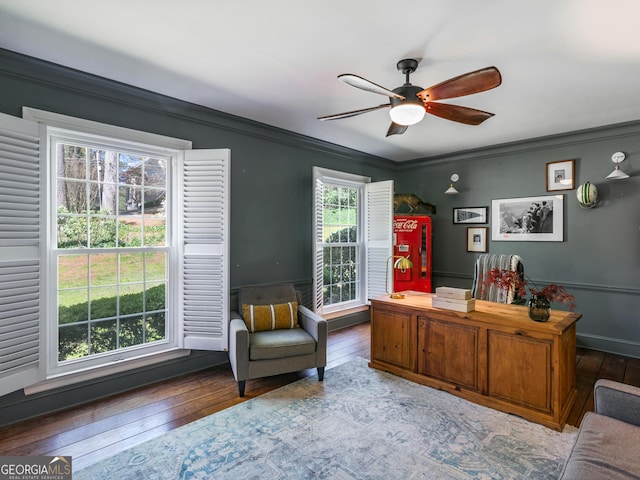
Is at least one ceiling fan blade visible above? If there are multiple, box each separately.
[416,67,502,102]
[425,102,495,125]
[317,104,390,121]
[386,122,408,137]
[338,74,405,99]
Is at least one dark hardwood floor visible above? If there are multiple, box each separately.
[0,321,638,471]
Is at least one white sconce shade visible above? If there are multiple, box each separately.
[445,173,459,194]
[606,151,630,180]
[389,103,425,126]
[607,168,629,180]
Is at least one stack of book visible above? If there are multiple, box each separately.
[432,287,476,312]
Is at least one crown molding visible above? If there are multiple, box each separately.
[0,48,396,171]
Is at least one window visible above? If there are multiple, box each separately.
[53,136,170,366]
[0,108,230,396]
[313,167,393,314]
[321,182,361,308]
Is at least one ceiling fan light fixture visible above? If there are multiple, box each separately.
[389,103,425,126]
[320,60,501,135]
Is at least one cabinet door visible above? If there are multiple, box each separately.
[487,330,552,412]
[418,317,480,391]
[371,308,413,369]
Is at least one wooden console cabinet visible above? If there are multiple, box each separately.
[370,291,581,430]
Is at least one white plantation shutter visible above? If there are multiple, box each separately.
[365,180,394,302]
[0,112,43,397]
[179,149,230,351]
[312,175,325,313]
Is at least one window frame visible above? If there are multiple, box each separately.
[0,108,229,396]
[322,178,366,313]
[313,167,393,316]
[47,128,178,376]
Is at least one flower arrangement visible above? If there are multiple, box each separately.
[482,267,576,311]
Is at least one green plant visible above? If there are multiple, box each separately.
[57,208,166,248]
[57,214,118,248]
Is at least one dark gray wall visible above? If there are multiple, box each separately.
[395,124,640,358]
[0,49,395,426]
[0,47,638,426]
[0,49,396,292]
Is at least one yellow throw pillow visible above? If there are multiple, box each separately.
[241,301,299,333]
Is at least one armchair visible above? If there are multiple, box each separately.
[559,379,640,479]
[228,284,327,397]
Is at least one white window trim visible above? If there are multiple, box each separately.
[24,348,190,395]
[312,167,393,315]
[313,168,369,315]
[6,108,230,394]
[23,107,193,151]
[33,110,190,380]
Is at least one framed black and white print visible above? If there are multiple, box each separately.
[546,159,575,191]
[491,195,563,242]
[467,227,488,252]
[453,206,488,224]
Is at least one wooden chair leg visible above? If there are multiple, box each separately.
[238,380,246,397]
[317,367,325,381]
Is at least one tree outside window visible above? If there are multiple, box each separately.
[322,184,360,306]
[55,142,168,362]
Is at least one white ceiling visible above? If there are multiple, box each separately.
[1,0,640,162]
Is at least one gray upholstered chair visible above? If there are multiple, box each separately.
[471,253,524,303]
[228,284,327,397]
[559,380,640,479]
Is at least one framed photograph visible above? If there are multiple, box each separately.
[546,159,575,191]
[491,195,564,242]
[453,206,489,224]
[467,227,488,252]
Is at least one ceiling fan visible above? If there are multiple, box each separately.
[318,59,502,137]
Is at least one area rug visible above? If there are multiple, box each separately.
[75,358,577,479]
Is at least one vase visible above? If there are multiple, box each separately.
[528,294,551,322]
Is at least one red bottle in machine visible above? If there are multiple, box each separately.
[392,215,432,293]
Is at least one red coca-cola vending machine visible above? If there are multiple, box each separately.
[392,215,432,293]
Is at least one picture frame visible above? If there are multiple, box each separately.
[546,159,575,191]
[467,227,488,252]
[491,195,564,242]
[453,206,488,224]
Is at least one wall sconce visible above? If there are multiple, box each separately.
[445,173,459,194]
[606,151,630,180]
[386,255,413,299]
